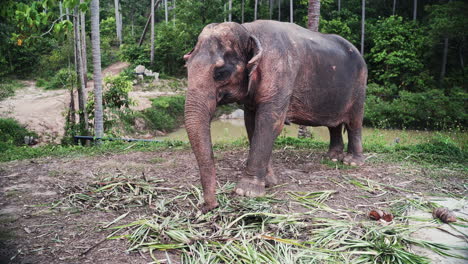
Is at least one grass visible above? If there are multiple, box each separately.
[63,181,465,263]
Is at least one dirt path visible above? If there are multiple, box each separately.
[0,62,130,144]
[0,148,466,263]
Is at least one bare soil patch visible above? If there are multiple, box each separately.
[0,148,465,263]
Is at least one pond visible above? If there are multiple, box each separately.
[157,119,467,146]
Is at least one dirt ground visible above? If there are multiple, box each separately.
[0,62,140,144]
[0,148,465,264]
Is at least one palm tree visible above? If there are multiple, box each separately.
[360,0,365,55]
[74,7,89,134]
[90,0,104,139]
[290,0,293,23]
[255,0,258,20]
[298,0,321,138]
[114,0,122,45]
[278,0,281,21]
[242,0,245,23]
[164,0,168,23]
[80,0,88,83]
[151,0,155,65]
[308,0,320,31]
[228,0,232,22]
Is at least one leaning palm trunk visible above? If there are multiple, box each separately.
[90,0,104,139]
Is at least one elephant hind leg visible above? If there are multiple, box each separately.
[343,123,364,166]
[327,124,345,162]
[243,108,279,189]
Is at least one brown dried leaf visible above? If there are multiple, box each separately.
[369,209,393,222]
[382,212,394,222]
[369,209,384,220]
[433,207,457,223]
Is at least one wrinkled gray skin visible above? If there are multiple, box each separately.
[184,20,367,212]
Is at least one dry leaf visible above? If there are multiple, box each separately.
[369,209,393,222]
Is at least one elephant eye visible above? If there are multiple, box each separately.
[213,66,233,81]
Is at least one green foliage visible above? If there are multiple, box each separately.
[367,16,432,91]
[119,45,150,67]
[44,68,77,90]
[87,75,133,131]
[0,79,24,100]
[0,118,37,152]
[365,84,466,130]
[103,75,133,109]
[142,95,186,132]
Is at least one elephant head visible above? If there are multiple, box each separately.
[183,22,262,212]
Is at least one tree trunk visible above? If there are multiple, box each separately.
[242,0,245,23]
[74,7,89,134]
[90,0,104,139]
[392,0,396,15]
[338,0,341,12]
[459,37,465,70]
[278,0,281,21]
[80,0,88,84]
[66,7,70,21]
[440,37,449,83]
[173,0,176,25]
[228,0,232,22]
[300,0,321,138]
[413,0,417,21]
[164,0,168,23]
[59,1,63,21]
[307,0,320,31]
[269,0,273,19]
[290,0,293,23]
[151,0,155,65]
[255,0,258,20]
[360,0,365,55]
[114,0,122,45]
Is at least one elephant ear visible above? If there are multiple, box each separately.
[246,35,263,95]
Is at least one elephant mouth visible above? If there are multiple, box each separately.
[217,91,235,106]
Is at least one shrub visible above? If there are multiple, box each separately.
[0,79,24,100]
[142,95,186,132]
[45,68,77,90]
[0,118,37,151]
[364,84,467,130]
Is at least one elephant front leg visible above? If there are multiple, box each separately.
[235,106,285,197]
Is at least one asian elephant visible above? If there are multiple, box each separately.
[184,20,367,212]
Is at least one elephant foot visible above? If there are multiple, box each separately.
[343,154,364,166]
[327,150,345,162]
[234,177,266,197]
[200,201,219,213]
[265,167,279,187]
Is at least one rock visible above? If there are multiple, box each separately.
[220,109,244,119]
[135,65,145,74]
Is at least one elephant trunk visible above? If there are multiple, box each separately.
[184,87,218,210]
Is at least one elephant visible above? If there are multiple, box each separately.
[183,20,367,212]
